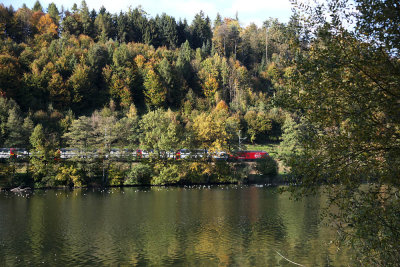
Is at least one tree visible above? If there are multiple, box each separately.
[0,54,21,99]
[192,102,239,152]
[0,97,23,146]
[30,124,57,187]
[103,44,138,110]
[94,6,114,42]
[63,115,98,183]
[143,66,167,109]
[237,23,264,69]
[21,116,34,148]
[143,18,156,45]
[198,54,221,102]
[62,107,120,184]
[176,40,193,84]
[157,58,180,106]
[62,12,83,36]
[47,3,60,25]
[202,75,218,101]
[212,18,241,57]
[190,11,212,49]
[177,19,190,46]
[80,0,94,37]
[355,0,400,55]
[157,13,178,48]
[36,14,58,37]
[213,13,222,29]
[33,0,43,12]
[63,116,93,156]
[126,6,148,43]
[117,104,140,149]
[244,110,272,143]
[277,114,304,165]
[14,6,35,42]
[67,63,94,112]
[48,72,71,109]
[4,107,24,147]
[279,0,400,264]
[0,5,12,40]
[139,109,183,154]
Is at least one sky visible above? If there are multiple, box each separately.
[2,0,294,26]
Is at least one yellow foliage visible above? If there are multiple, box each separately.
[56,165,82,187]
[135,55,146,68]
[127,104,138,119]
[78,34,94,49]
[215,100,229,111]
[192,108,239,152]
[143,67,167,108]
[48,73,71,105]
[37,14,58,36]
[203,75,218,99]
[189,162,212,176]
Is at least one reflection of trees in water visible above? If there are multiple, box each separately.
[0,194,35,265]
[272,191,352,266]
[0,187,353,265]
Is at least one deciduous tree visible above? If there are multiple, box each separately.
[279,0,400,264]
[139,108,183,153]
[143,66,166,109]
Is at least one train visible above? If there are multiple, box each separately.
[0,148,29,159]
[228,151,269,161]
[0,148,269,162]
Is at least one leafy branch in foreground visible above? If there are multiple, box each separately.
[279,0,400,265]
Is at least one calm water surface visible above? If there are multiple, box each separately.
[0,185,353,266]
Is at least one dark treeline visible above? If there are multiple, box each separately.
[2,1,211,51]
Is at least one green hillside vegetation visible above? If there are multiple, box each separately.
[0,0,291,188]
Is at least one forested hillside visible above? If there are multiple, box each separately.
[0,0,295,188]
[0,0,303,151]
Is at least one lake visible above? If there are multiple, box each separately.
[0,185,353,266]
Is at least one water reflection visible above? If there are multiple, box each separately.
[0,186,353,266]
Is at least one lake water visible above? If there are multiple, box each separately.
[0,185,353,266]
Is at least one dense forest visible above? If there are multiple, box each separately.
[0,0,293,187]
[1,0,400,264]
[0,0,299,148]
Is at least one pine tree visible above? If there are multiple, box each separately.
[33,0,43,12]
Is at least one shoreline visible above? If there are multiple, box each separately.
[0,177,289,192]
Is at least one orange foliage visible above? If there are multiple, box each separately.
[37,14,58,35]
[30,11,44,28]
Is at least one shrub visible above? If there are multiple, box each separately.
[231,162,251,182]
[56,165,83,187]
[212,161,233,182]
[108,164,127,186]
[182,162,209,183]
[151,164,181,185]
[255,156,278,177]
[124,163,152,185]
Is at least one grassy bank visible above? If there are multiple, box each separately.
[246,143,280,158]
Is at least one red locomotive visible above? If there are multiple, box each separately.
[229,151,269,161]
